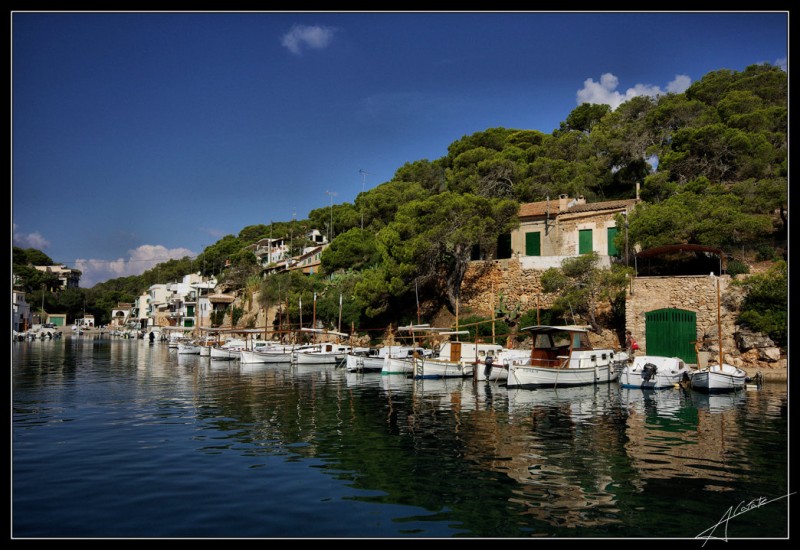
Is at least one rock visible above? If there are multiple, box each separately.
[759,347,783,362]
[735,326,775,349]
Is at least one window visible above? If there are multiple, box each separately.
[579,229,593,254]
[525,231,541,256]
[607,227,619,256]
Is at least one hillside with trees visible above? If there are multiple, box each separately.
[15,64,787,346]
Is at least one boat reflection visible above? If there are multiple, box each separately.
[619,386,688,419]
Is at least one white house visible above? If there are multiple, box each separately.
[12,289,31,333]
[509,194,638,269]
[33,264,81,289]
[110,303,132,329]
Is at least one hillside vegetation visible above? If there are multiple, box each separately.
[15,64,787,345]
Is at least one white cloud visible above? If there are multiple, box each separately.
[281,24,336,55]
[775,57,787,71]
[13,224,51,250]
[75,244,196,288]
[666,74,692,94]
[576,73,692,109]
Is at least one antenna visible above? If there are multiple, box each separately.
[358,169,371,230]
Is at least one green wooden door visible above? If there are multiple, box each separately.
[645,308,697,364]
[579,229,593,254]
[525,231,541,256]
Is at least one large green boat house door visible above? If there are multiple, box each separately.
[645,308,697,364]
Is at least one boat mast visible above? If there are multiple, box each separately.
[716,275,724,367]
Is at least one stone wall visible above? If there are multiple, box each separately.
[460,258,552,317]
[625,275,731,357]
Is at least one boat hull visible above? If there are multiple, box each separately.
[210,347,241,361]
[292,352,345,365]
[177,343,201,355]
[381,356,414,375]
[474,362,508,382]
[619,356,692,389]
[507,363,620,388]
[345,354,384,372]
[691,364,747,393]
[413,358,474,379]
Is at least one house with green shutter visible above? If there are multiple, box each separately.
[510,194,638,268]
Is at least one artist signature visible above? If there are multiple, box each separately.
[696,491,794,545]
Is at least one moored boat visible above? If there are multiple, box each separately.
[690,363,748,393]
[177,341,201,355]
[506,325,625,388]
[619,355,693,389]
[210,338,246,360]
[347,345,431,373]
[292,342,351,365]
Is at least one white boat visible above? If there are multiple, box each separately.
[292,342,351,365]
[409,339,502,380]
[177,342,201,355]
[239,345,295,365]
[506,325,626,388]
[619,355,693,389]
[381,355,415,375]
[346,346,430,373]
[210,338,246,361]
[345,348,386,372]
[411,355,474,379]
[690,363,748,393]
[475,348,531,382]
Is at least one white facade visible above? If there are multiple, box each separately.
[12,289,31,332]
[33,264,81,289]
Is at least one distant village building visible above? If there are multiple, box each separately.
[34,264,81,289]
[129,292,151,330]
[46,313,67,328]
[110,303,133,329]
[75,314,95,328]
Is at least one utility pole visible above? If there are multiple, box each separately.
[325,190,337,242]
[358,169,371,230]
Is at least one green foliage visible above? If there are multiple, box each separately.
[231,306,244,327]
[735,261,787,346]
[540,252,632,332]
[13,246,55,267]
[726,259,750,276]
[320,227,380,274]
[458,314,509,342]
[516,308,561,337]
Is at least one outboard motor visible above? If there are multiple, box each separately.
[641,363,658,385]
[484,356,494,378]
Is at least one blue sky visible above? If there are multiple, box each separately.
[11,11,788,288]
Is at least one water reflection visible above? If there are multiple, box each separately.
[12,339,789,539]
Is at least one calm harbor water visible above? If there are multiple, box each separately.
[12,336,790,540]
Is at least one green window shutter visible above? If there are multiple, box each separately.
[607,227,619,256]
[579,229,593,254]
[525,231,541,256]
